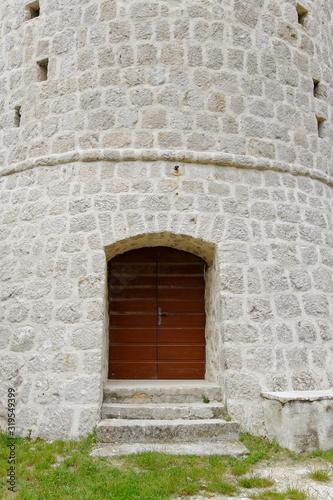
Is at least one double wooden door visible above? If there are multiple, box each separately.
[108,247,206,379]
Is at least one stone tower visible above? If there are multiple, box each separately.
[0,0,332,442]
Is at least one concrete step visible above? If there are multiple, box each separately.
[103,380,222,404]
[96,418,239,443]
[101,402,228,420]
[91,441,249,457]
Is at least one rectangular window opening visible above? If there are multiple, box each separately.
[37,58,48,82]
[316,116,326,139]
[26,1,40,19]
[14,106,22,128]
[296,4,308,25]
[313,79,320,98]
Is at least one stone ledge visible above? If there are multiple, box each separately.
[1,148,331,186]
[90,441,249,457]
[261,390,333,404]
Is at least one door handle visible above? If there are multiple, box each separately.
[158,307,168,325]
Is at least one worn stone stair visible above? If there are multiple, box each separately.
[101,402,227,420]
[93,380,248,457]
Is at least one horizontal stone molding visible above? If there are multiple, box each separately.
[1,148,332,187]
[261,390,333,404]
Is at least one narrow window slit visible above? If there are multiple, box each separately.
[37,58,48,82]
[313,79,320,98]
[296,4,308,25]
[26,1,40,19]
[316,116,325,139]
[14,107,21,128]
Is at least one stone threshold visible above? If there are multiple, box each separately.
[261,389,333,404]
[105,379,220,389]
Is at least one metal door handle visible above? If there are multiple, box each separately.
[158,307,168,325]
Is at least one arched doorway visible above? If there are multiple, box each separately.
[108,247,206,379]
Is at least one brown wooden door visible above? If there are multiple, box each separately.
[108,247,206,379]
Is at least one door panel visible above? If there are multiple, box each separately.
[158,345,205,360]
[158,300,205,313]
[111,328,157,343]
[108,247,206,379]
[110,299,157,313]
[159,314,206,327]
[158,288,204,300]
[158,276,205,287]
[158,328,205,343]
[158,362,205,379]
[110,345,156,360]
[110,361,157,379]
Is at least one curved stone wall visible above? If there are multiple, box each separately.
[1,161,332,438]
[0,0,332,183]
[0,0,333,439]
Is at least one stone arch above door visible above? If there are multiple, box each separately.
[104,231,215,266]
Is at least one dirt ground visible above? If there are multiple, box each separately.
[175,459,333,500]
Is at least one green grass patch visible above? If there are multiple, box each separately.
[286,489,307,500]
[309,448,333,461]
[1,434,240,500]
[250,491,287,500]
[307,469,330,482]
[238,476,274,488]
[250,489,307,500]
[0,431,331,499]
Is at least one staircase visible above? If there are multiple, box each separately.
[92,380,248,457]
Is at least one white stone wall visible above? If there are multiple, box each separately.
[0,162,332,438]
[0,0,333,439]
[0,0,332,182]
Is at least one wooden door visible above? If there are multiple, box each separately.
[108,247,206,379]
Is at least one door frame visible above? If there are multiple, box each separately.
[103,233,220,385]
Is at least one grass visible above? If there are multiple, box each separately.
[286,489,307,500]
[238,476,274,488]
[201,394,210,404]
[0,431,331,499]
[250,490,306,500]
[250,492,287,500]
[307,469,330,482]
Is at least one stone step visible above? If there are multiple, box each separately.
[91,441,249,457]
[101,402,228,420]
[103,380,222,404]
[96,418,239,443]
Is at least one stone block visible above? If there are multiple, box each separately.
[71,323,103,350]
[303,294,329,317]
[56,302,82,323]
[34,376,63,404]
[220,267,244,293]
[11,326,35,352]
[262,392,333,452]
[142,109,167,129]
[64,376,101,404]
[248,298,273,323]
[39,407,74,441]
[226,372,261,399]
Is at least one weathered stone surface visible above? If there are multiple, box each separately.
[11,327,36,352]
[39,408,74,441]
[262,393,333,452]
[0,0,332,444]
[97,419,239,443]
[91,441,249,457]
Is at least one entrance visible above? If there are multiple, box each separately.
[108,247,206,379]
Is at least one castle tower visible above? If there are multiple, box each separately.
[0,0,332,441]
